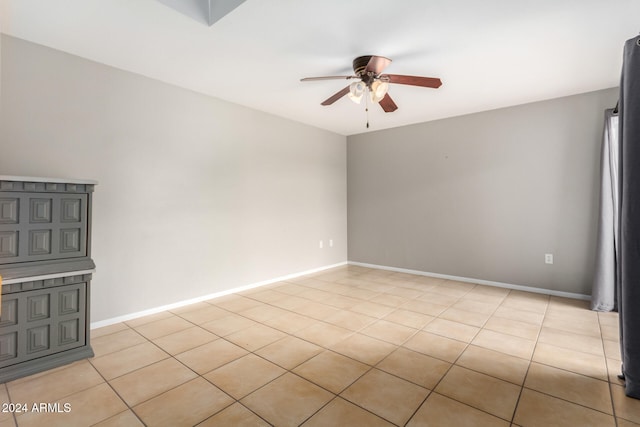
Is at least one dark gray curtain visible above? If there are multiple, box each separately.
[618,34,640,398]
[591,109,619,311]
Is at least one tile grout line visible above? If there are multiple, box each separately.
[7,359,135,427]
[3,382,18,427]
[139,281,386,425]
[92,317,245,426]
[601,311,620,427]
[22,266,623,426]
[103,276,532,425]
[213,273,616,425]
[402,286,519,426]
[520,301,620,422]
[199,276,441,426]
[508,293,550,425]
[85,357,148,427]
[93,322,267,426]
[241,306,422,424]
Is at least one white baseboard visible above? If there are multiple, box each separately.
[348,261,591,301]
[92,259,590,330]
[90,261,348,330]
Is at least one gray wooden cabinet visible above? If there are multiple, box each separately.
[0,176,96,383]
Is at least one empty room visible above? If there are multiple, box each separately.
[2,0,640,425]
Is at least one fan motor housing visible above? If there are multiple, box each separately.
[352,55,373,76]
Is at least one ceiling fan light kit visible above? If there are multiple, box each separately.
[369,80,389,103]
[348,81,366,104]
[301,55,442,117]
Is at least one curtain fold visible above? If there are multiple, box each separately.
[618,34,640,398]
[591,109,619,311]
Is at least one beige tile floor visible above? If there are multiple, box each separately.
[1,265,639,426]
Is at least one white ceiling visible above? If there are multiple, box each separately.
[1,0,638,135]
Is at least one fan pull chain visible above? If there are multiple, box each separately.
[365,90,370,128]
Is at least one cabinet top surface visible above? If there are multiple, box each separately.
[0,175,98,185]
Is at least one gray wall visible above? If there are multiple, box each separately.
[0,35,347,322]
[348,88,618,295]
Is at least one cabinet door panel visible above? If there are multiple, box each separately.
[0,198,19,224]
[26,325,50,354]
[0,282,87,368]
[0,332,18,361]
[0,192,87,264]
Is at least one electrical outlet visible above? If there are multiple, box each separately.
[545,253,554,264]
[329,239,334,247]
[319,240,323,249]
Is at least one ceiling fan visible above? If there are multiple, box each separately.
[300,55,442,113]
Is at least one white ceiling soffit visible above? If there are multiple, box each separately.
[157,0,247,26]
[1,0,639,136]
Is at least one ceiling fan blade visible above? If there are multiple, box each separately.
[365,56,392,74]
[379,93,398,112]
[383,74,442,88]
[321,86,351,106]
[301,76,355,82]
